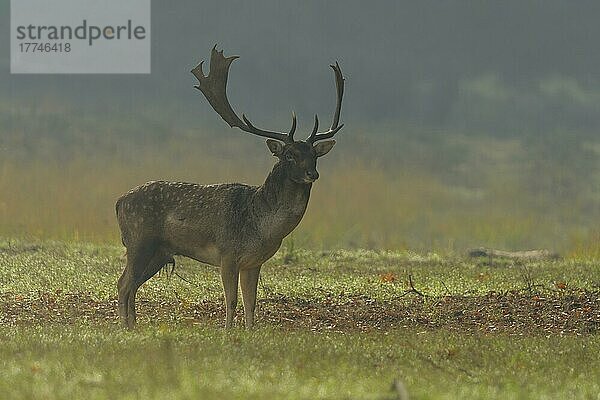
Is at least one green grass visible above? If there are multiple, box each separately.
[2,238,599,302]
[1,325,599,400]
[1,238,599,399]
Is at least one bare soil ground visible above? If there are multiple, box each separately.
[2,290,598,335]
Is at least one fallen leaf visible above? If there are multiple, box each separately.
[555,281,567,290]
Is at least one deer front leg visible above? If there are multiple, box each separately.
[220,264,239,329]
[240,266,261,328]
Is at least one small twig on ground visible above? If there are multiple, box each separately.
[438,279,451,296]
[415,353,476,380]
[407,274,426,297]
[399,274,427,298]
[391,379,410,400]
[519,263,532,294]
[173,271,199,287]
[518,263,545,295]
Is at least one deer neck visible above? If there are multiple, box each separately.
[252,161,312,240]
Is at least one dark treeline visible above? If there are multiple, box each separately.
[2,1,600,137]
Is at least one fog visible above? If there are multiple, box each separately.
[1,1,598,251]
[2,1,600,135]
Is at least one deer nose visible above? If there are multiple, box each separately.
[306,170,319,181]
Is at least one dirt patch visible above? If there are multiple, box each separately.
[1,290,599,335]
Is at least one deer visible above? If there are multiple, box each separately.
[115,46,344,329]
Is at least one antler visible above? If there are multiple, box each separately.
[306,61,345,143]
[191,46,297,143]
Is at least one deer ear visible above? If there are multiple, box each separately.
[266,139,284,156]
[314,140,336,157]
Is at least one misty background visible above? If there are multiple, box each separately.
[0,1,599,254]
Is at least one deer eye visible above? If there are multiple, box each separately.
[285,153,296,162]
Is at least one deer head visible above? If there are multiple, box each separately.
[191,46,344,184]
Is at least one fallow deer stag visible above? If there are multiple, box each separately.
[116,46,344,329]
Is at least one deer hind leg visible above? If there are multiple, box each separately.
[117,241,158,329]
[127,249,176,328]
[118,256,136,328]
[220,264,240,329]
[240,266,261,329]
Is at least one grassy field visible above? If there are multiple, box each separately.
[1,99,599,255]
[1,99,599,399]
[1,238,599,399]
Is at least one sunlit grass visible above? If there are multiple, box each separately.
[1,151,597,255]
[1,103,598,255]
[1,325,599,400]
[1,239,599,400]
[2,238,599,304]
